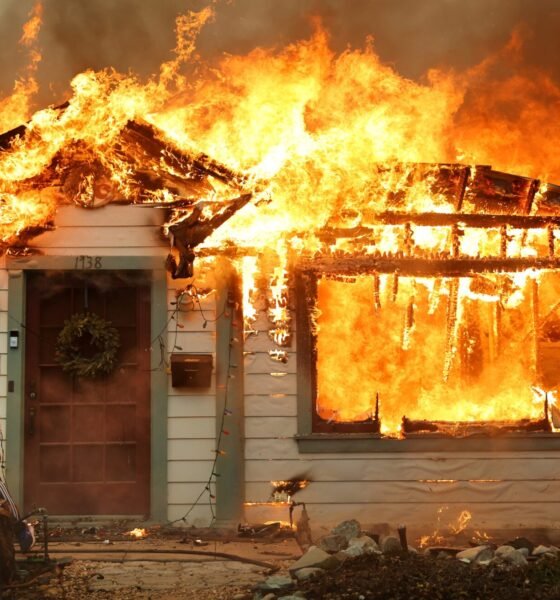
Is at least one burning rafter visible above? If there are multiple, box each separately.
[298,257,560,277]
[0,107,254,263]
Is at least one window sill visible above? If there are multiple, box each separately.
[294,432,560,453]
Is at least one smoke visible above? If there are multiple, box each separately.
[1,0,560,108]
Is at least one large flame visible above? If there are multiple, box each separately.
[3,6,560,433]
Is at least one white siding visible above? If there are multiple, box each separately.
[11,205,219,526]
[0,257,7,469]
[166,273,216,526]
[29,205,166,255]
[243,303,560,538]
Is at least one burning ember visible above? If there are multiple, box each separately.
[418,507,491,548]
[126,528,147,539]
[4,5,560,437]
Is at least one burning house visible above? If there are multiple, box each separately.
[2,3,560,538]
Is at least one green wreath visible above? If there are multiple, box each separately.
[55,313,120,378]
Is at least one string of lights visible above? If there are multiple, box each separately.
[167,283,236,526]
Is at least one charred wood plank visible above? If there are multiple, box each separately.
[167,193,253,278]
[402,416,551,436]
[297,256,560,277]
[370,212,560,229]
[121,121,247,188]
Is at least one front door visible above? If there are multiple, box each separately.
[24,271,151,515]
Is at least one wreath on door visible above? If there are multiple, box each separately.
[55,313,120,378]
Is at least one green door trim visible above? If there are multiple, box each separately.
[5,256,168,521]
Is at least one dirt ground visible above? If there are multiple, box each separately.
[5,524,560,599]
[2,525,298,599]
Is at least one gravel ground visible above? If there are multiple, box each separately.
[297,553,560,600]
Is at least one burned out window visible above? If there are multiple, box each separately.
[299,270,560,437]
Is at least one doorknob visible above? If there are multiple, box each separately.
[28,406,36,436]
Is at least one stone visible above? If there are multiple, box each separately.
[331,519,361,542]
[456,545,494,564]
[494,546,528,567]
[257,574,293,592]
[279,596,307,600]
[289,546,340,574]
[318,534,348,553]
[380,536,402,555]
[533,545,559,557]
[260,594,276,600]
[495,545,516,557]
[348,535,380,554]
[341,545,365,558]
[293,567,325,582]
[518,548,529,558]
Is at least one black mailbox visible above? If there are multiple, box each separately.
[170,354,213,388]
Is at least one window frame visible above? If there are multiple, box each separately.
[294,267,560,453]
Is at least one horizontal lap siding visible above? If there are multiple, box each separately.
[0,260,7,474]
[243,306,560,533]
[30,206,167,251]
[166,273,216,526]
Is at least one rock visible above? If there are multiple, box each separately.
[289,546,340,574]
[279,596,307,600]
[233,594,249,600]
[495,545,516,556]
[318,534,348,553]
[380,536,402,555]
[331,519,361,542]
[456,545,494,564]
[257,574,294,592]
[505,537,535,554]
[408,546,418,554]
[341,545,365,558]
[260,594,276,600]
[533,545,559,557]
[437,551,453,560]
[518,548,529,558]
[348,535,380,554]
[494,545,528,567]
[293,567,325,582]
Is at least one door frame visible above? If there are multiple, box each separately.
[5,256,168,521]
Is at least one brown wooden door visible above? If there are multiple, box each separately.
[24,271,151,515]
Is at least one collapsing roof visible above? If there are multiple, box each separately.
[0,106,253,277]
[3,104,560,279]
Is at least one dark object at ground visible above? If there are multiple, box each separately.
[298,553,560,600]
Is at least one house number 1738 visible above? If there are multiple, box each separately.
[74,256,103,269]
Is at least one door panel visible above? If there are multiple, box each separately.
[24,271,151,515]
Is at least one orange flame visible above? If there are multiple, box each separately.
[126,528,147,539]
[0,2,43,133]
[3,7,560,432]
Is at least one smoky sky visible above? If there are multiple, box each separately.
[1,0,560,105]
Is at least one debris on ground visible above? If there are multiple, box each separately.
[5,519,560,599]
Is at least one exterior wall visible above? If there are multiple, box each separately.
[166,271,217,525]
[0,256,7,473]
[2,204,220,525]
[243,303,560,537]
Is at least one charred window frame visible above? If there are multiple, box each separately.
[295,269,380,435]
[294,267,560,453]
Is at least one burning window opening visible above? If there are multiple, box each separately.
[302,269,560,438]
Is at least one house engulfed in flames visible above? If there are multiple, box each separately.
[3,6,560,537]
